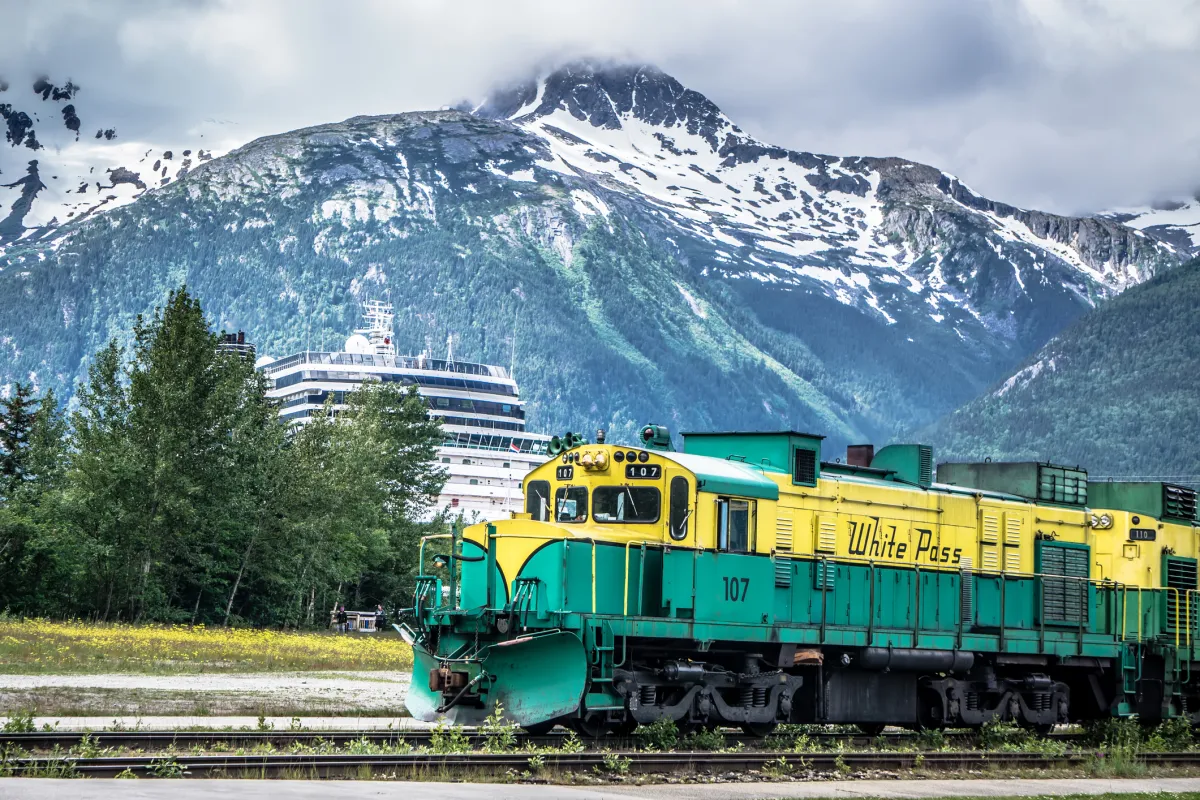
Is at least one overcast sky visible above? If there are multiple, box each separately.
[3,0,1199,215]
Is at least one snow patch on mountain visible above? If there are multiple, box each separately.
[0,77,229,250]
[1100,194,1200,253]
[468,63,1174,336]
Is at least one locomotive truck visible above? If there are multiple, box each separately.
[401,426,1200,736]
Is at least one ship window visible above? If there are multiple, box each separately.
[503,462,511,468]
[554,486,588,523]
[462,458,471,464]
[669,477,690,541]
[526,480,550,521]
[441,457,450,464]
[435,397,450,407]
[593,486,660,524]
[717,498,753,553]
[469,479,478,485]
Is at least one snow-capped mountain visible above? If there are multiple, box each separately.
[1100,194,1200,254]
[470,64,1176,336]
[0,76,222,245]
[0,62,1185,446]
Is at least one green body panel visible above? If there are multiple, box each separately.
[680,430,821,481]
[661,548,697,616]
[662,451,780,499]
[937,461,1087,506]
[692,551,774,624]
[869,444,933,487]
[1090,481,1198,523]
[458,539,496,610]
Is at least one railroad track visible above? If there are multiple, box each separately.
[0,728,1081,751]
[4,748,1197,778]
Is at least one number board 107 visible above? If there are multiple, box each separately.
[625,464,662,480]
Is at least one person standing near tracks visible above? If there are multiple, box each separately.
[337,604,348,633]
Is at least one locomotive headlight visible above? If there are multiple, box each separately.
[1099,514,1113,529]
[594,451,609,469]
[1090,514,1100,528]
[580,452,595,468]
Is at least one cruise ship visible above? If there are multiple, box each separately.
[256,302,551,520]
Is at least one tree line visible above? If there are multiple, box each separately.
[0,287,447,626]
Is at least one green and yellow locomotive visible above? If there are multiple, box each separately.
[402,427,1200,735]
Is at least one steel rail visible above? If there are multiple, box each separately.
[7,747,1192,779]
[0,728,1080,751]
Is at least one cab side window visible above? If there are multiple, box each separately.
[526,480,550,521]
[717,498,753,552]
[669,477,690,541]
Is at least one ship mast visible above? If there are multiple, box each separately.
[356,300,396,357]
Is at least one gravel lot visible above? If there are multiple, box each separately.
[0,671,412,717]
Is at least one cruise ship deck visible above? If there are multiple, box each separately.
[257,303,550,520]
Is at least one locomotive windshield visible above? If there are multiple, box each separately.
[592,486,660,524]
[554,486,588,523]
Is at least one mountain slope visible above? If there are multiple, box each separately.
[0,63,1182,447]
[925,257,1200,475]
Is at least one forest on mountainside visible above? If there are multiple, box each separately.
[0,288,447,625]
[927,257,1200,479]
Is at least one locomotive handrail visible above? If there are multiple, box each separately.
[1169,587,1182,650]
[623,540,668,616]
[417,534,454,576]
[837,496,945,514]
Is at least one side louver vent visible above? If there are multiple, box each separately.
[1164,484,1198,522]
[918,445,933,487]
[960,557,974,625]
[775,517,794,588]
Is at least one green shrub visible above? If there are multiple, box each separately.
[634,717,678,751]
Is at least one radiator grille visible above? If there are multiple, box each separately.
[1165,557,1198,631]
[1040,543,1089,624]
[793,448,817,486]
[1164,484,1198,522]
[1037,465,1088,506]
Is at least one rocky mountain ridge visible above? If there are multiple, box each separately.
[0,62,1185,447]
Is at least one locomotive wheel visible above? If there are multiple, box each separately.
[857,723,886,736]
[740,721,778,738]
[611,715,639,736]
[521,720,558,736]
[571,712,612,739]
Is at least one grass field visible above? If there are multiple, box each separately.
[0,619,414,674]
